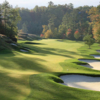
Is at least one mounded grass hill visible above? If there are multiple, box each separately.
[0,34,13,50]
[0,39,100,100]
[18,30,41,40]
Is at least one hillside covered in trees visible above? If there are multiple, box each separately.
[17,1,95,40]
[0,1,21,50]
[0,1,21,38]
[1,1,100,42]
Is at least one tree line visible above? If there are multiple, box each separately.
[0,0,21,42]
[17,1,94,40]
[0,1,100,43]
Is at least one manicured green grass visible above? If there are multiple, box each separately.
[26,73,100,100]
[0,39,100,100]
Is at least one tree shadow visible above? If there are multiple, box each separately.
[0,56,52,73]
[0,72,29,100]
[24,42,45,45]
[0,49,15,55]
[26,45,80,58]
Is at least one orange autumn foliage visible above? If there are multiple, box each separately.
[87,6,100,41]
[40,34,44,37]
[74,30,79,34]
[66,29,72,38]
[74,29,80,39]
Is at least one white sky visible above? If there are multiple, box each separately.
[0,0,100,9]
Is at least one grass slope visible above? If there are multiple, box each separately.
[0,39,100,100]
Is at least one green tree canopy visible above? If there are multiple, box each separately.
[83,34,95,49]
[22,23,28,33]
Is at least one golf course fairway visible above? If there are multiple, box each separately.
[0,39,100,100]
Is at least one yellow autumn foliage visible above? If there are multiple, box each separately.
[44,30,53,38]
[87,6,100,41]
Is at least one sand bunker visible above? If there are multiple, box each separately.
[96,50,100,53]
[79,54,100,70]
[91,55,100,59]
[20,49,28,52]
[79,59,100,70]
[60,75,100,91]
[60,50,100,91]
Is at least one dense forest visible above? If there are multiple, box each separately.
[0,1,21,50]
[17,1,94,40]
[0,1,100,42]
[0,1,20,38]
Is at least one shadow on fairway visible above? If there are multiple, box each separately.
[0,56,51,73]
[0,49,15,55]
[0,72,29,100]
[24,42,45,45]
[27,45,80,58]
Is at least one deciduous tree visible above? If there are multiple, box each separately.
[74,29,80,39]
[44,29,53,38]
[83,34,95,49]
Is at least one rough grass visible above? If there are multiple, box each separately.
[0,39,100,100]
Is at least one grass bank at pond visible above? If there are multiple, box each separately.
[0,39,100,100]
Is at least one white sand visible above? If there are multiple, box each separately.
[60,52,100,91]
[92,55,100,59]
[96,50,100,53]
[79,59,100,70]
[20,49,28,52]
[10,43,17,46]
[60,75,100,91]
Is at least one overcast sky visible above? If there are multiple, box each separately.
[0,0,100,9]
